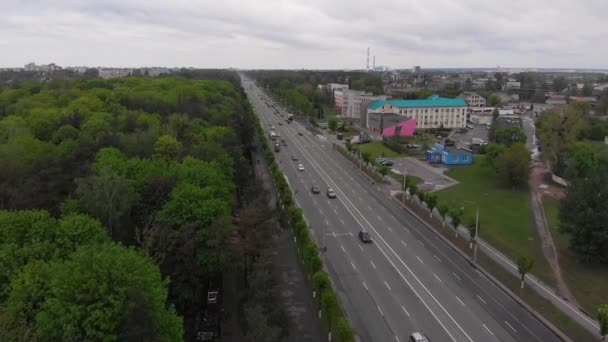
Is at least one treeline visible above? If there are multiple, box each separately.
[535,102,608,264]
[248,70,384,117]
[0,75,283,340]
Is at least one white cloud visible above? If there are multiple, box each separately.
[0,0,606,68]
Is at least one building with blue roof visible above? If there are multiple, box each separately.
[367,94,467,130]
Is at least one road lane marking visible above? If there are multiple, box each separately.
[340,245,346,252]
[505,321,517,333]
[395,336,400,342]
[418,240,424,246]
[401,240,407,247]
[350,262,357,271]
[286,136,467,342]
[483,324,494,335]
[368,205,372,210]
[402,305,411,317]
[384,281,392,291]
[452,272,461,281]
[377,215,383,221]
[387,226,393,232]
[324,219,329,225]
[416,256,424,264]
[434,274,442,282]
[362,281,368,291]
[377,305,384,317]
[403,227,410,233]
[334,208,337,214]
[340,219,345,225]
[434,255,442,263]
[477,295,487,304]
[312,199,318,206]
[358,245,364,251]
[456,296,465,306]
[370,261,377,269]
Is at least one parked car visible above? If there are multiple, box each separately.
[298,164,305,171]
[358,231,372,243]
[311,186,320,194]
[326,188,336,198]
[380,160,394,166]
[406,144,419,149]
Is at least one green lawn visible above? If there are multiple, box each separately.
[435,157,554,284]
[357,142,400,161]
[542,197,608,315]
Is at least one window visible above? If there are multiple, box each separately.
[452,155,457,161]
[463,155,469,161]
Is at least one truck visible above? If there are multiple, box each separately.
[287,113,294,122]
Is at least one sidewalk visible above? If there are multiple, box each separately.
[251,133,323,342]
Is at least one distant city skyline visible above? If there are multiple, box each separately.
[1,0,607,69]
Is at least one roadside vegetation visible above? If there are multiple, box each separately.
[0,73,291,340]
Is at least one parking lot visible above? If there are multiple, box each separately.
[450,123,489,148]
[391,157,458,192]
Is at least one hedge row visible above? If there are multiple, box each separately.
[254,117,355,342]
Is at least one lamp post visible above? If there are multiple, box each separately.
[402,168,408,204]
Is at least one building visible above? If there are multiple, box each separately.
[412,66,421,74]
[98,68,133,79]
[326,83,348,93]
[457,92,486,107]
[334,90,345,109]
[367,94,467,129]
[426,143,473,165]
[504,81,521,91]
[380,118,416,137]
[340,90,388,120]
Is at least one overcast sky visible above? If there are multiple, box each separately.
[1,0,606,69]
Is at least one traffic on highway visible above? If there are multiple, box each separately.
[241,75,561,342]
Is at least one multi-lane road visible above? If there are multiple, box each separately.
[242,76,562,342]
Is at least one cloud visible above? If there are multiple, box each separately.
[0,0,606,69]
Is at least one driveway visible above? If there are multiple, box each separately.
[391,157,458,192]
[450,124,489,148]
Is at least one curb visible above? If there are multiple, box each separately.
[391,195,573,342]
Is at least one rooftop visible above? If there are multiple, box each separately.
[368,94,467,110]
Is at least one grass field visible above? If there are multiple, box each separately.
[435,157,554,284]
[357,142,400,161]
[542,197,608,316]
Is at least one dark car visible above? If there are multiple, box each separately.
[298,131,303,136]
[291,155,298,161]
[327,188,336,198]
[380,160,394,166]
[358,231,372,243]
[311,186,320,194]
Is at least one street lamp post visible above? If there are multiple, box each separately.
[473,205,479,264]
[402,168,408,204]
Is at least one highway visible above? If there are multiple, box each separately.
[242,76,562,342]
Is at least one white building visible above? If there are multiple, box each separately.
[341,90,387,119]
[367,94,467,129]
[457,92,486,107]
[98,68,133,79]
[326,83,348,93]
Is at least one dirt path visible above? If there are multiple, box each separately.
[528,159,580,308]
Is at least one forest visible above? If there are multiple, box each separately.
[0,74,288,340]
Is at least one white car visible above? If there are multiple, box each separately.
[298,164,305,171]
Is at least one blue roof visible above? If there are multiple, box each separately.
[368,94,467,110]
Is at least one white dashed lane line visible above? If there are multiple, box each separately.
[340,245,346,252]
[505,321,517,333]
[476,295,487,305]
[402,305,411,317]
[401,240,407,247]
[452,272,462,281]
[434,255,442,263]
[483,324,494,336]
[362,281,368,291]
[370,261,377,269]
[456,296,465,306]
[416,256,424,264]
[384,281,392,291]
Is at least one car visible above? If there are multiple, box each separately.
[297,164,305,171]
[271,125,275,130]
[409,332,428,342]
[278,122,283,125]
[281,138,286,142]
[358,231,372,243]
[276,133,281,137]
[311,186,320,194]
[298,131,303,136]
[283,142,288,146]
[466,124,474,129]
[291,155,298,161]
[380,160,394,166]
[326,188,337,198]
[406,144,419,149]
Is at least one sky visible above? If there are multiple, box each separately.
[1,0,607,69]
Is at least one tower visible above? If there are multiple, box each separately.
[366,47,370,71]
[373,55,376,70]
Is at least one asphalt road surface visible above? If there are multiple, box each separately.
[242,76,561,342]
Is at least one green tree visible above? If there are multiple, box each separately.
[156,182,230,228]
[378,165,389,179]
[450,208,464,238]
[495,143,530,188]
[328,117,338,132]
[582,82,593,96]
[566,141,598,179]
[75,168,138,240]
[494,126,526,146]
[516,256,535,289]
[361,151,371,166]
[334,317,355,342]
[488,94,502,107]
[0,243,183,341]
[559,173,608,263]
[425,193,438,218]
[598,304,608,341]
[536,107,585,176]
[438,204,449,227]
[153,135,182,162]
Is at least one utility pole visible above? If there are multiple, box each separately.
[473,205,479,263]
[402,169,407,204]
